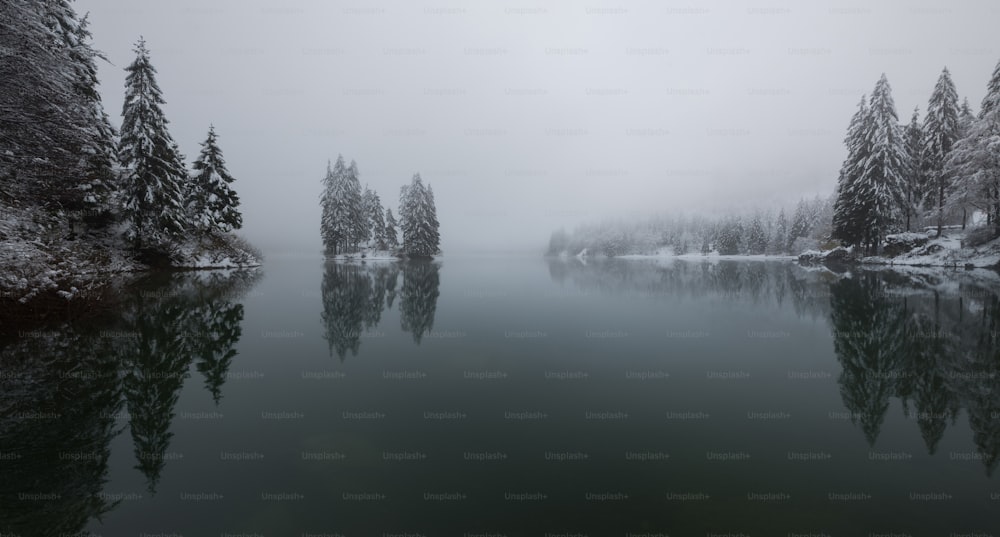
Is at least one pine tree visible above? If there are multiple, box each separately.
[947,75,1000,231]
[360,186,376,248]
[832,96,872,248]
[961,98,975,130]
[344,160,364,252]
[0,0,116,218]
[715,216,743,255]
[187,126,242,234]
[118,37,188,249]
[368,190,386,249]
[858,74,907,252]
[424,184,441,254]
[320,155,347,256]
[953,99,976,228]
[745,213,767,254]
[320,160,337,255]
[903,107,924,231]
[46,5,119,219]
[384,208,400,250]
[923,67,962,236]
[981,58,1000,119]
[400,174,441,257]
[772,208,788,254]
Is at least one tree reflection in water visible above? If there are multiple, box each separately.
[548,257,1000,475]
[319,260,440,358]
[0,269,259,535]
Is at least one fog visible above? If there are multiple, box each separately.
[75,0,1000,255]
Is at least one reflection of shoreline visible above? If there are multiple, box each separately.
[0,268,261,533]
[547,257,1000,477]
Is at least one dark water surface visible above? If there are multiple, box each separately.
[2,255,999,536]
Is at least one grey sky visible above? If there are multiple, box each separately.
[76,0,1000,254]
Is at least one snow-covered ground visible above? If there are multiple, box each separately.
[580,245,798,262]
[618,252,799,261]
[1,204,261,305]
[797,228,1000,269]
[170,233,263,270]
[863,229,1000,268]
[326,249,402,261]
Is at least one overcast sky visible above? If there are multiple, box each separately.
[76,0,999,254]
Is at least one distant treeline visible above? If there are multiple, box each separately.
[546,196,833,257]
[548,57,1000,258]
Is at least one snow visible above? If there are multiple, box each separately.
[1,203,261,305]
[862,230,1000,268]
[327,249,401,261]
[886,231,932,242]
[618,251,798,261]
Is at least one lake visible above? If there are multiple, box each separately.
[2,255,999,536]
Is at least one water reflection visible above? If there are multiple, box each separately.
[0,326,122,537]
[0,269,259,535]
[3,256,999,534]
[547,257,1000,475]
[319,260,440,358]
[399,260,440,343]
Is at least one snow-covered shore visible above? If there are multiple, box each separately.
[799,228,1000,270]
[324,248,444,261]
[1,204,261,307]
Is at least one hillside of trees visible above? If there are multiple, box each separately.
[1,0,258,308]
[320,158,440,259]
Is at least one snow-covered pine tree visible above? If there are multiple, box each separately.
[44,3,119,220]
[946,64,1000,231]
[384,208,400,250]
[858,74,907,252]
[399,174,441,257]
[0,0,116,218]
[188,126,242,234]
[772,208,788,254]
[981,58,1000,119]
[715,216,743,255]
[832,96,872,248]
[949,98,978,229]
[745,213,767,255]
[923,67,962,236]
[320,155,347,256]
[344,160,365,252]
[424,184,441,254]
[368,190,386,249]
[961,98,975,130]
[360,186,376,247]
[320,160,335,255]
[902,107,924,231]
[118,37,188,249]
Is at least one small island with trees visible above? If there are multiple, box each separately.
[319,157,440,260]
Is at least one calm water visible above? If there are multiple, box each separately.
[2,256,999,536]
